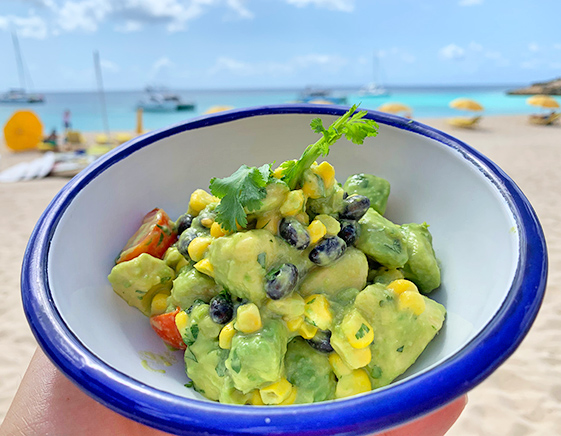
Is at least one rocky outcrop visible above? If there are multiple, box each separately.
[507,78,561,95]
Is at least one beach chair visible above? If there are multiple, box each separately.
[446,116,481,129]
[66,130,86,147]
[528,112,560,126]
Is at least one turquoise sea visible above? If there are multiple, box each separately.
[0,86,536,134]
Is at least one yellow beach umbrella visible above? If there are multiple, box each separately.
[3,110,43,151]
[449,98,484,112]
[526,94,560,109]
[204,105,234,114]
[378,102,413,115]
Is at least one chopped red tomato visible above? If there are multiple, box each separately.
[149,308,186,350]
[116,208,177,264]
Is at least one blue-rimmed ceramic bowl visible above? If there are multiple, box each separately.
[22,104,547,435]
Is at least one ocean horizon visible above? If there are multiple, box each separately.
[0,85,539,133]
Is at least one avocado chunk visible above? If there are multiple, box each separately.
[182,304,228,401]
[208,229,313,304]
[298,247,368,298]
[170,265,222,310]
[343,173,391,215]
[184,338,229,401]
[307,184,345,216]
[226,319,288,393]
[354,283,445,389]
[355,208,409,269]
[400,223,441,293]
[108,253,175,316]
[284,338,336,403]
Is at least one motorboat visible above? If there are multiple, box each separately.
[0,88,44,104]
[137,87,195,112]
[297,87,347,105]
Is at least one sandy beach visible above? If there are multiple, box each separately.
[0,115,559,435]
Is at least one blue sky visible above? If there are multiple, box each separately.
[1,0,560,91]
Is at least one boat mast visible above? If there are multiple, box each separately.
[93,50,110,138]
[12,31,27,91]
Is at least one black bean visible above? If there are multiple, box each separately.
[339,195,370,221]
[279,218,310,250]
[176,213,194,235]
[177,227,198,258]
[209,293,234,324]
[338,220,358,246]
[265,263,298,300]
[306,330,334,353]
[309,236,347,266]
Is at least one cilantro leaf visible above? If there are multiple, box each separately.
[282,105,379,189]
[210,163,271,231]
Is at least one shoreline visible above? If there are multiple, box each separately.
[1,113,560,434]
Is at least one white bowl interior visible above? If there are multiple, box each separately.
[48,113,519,401]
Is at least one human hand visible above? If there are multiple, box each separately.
[1,348,466,436]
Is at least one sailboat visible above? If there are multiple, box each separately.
[359,51,389,97]
[0,31,45,104]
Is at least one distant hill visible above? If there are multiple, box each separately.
[507,78,561,95]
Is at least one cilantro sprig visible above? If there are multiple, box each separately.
[209,105,378,232]
[210,163,271,232]
[281,105,379,189]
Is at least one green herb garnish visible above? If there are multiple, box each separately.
[281,105,379,190]
[210,163,271,232]
[355,323,370,340]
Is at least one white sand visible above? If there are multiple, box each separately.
[0,115,559,434]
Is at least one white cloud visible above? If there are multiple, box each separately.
[484,50,510,67]
[0,14,49,39]
[149,56,175,80]
[528,42,540,52]
[3,0,254,37]
[439,44,465,60]
[521,59,540,70]
[458,0,483,6]
[554,43,561,50]
[285,0,354,12]
[468,41,483,52]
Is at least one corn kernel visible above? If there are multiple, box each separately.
[298,320,318,339]
[398,290,426,316]
[279,386,298,405]
[313,161,336,190]
[235,303,262,333]
[335,369,372,399]
[293,212,310,225]
[256,212,281,235]
[219,321,236,349]
[210,221,228,238]
[341,310,374,349]
[329,353,353,378]
[250,389,265,405]
[200,217,214,228]
[188,237,213,262]
[308,220,327,244]
[259,378,293,405]
[174,310,189,334]
[150,293,169,316]
[387,279,419,295]
[272,166,284,179]
[194,259,214,277]
[285,316,304,332]
[267,293,305,318]
[331,333,372,369]
[280,190,306,217]
[188,189,219,216]
[315,214,341,235]
[304,294,332,331]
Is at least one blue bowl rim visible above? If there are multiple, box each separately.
[21,104,548,436]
